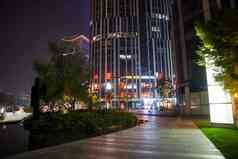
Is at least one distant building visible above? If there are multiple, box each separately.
[15,95,30,107]
[0,92,15,106]
[90,0,175,109]
[0,92,30,113]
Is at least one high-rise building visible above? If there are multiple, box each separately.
[90,0,175,109]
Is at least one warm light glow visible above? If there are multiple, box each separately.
[92,36,97,41]
[123,75,156,80]
[120,102,125,110]
[142,92,152,97]
[92,83,99,90]
[234,93,238,98]
[119,82,125,89]
[120,92,125,97]
[93,74,99,80]
[105,72,112,80]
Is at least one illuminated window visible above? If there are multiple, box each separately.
[120,54,132,60]
[152,13,169,20]
[152,27,160,32]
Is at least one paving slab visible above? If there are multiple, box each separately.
[5,116,225,159]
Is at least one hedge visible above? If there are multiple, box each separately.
[24,110,137,149]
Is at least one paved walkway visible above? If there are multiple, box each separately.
[6,116,225,159]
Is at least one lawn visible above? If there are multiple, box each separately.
[194,120,238,159]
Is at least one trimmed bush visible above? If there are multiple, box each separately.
[0,115,4,121]
[24,110,137,149]
[25,111,137,132]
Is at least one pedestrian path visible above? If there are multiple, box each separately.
[6,116,225,159]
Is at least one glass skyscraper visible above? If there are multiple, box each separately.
[90,0,174,109]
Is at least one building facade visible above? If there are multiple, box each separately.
[90,0,174,109]
[172,0,237,115]
[62,34,90,62]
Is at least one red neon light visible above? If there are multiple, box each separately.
[93,74,99,80]
[105,72,112,80]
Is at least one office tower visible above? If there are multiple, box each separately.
[90,0,174,109]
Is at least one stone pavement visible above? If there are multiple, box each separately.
[6,116,225,159]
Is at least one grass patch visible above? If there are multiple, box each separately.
[194,119,238,159]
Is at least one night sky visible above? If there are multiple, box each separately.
[0,0,90,96]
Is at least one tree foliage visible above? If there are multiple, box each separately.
[34,62,64,104]
[195,9,238,94]
[34,40,89,108]
[31,77,40,118]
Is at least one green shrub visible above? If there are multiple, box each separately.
[24,111,137,133]
[24,107,32,113]
[24,110,137,149]
[0,115,4,121]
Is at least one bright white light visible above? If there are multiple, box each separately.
[124,84,137,89]
[143,98,154,106]
[105,82,112,90]
[92,36,97,41]
[210,104,234,124]
[120,54,132,60]
[0,107,5,114]
[206,58,234,124]
[208,85,232,104]
[152,13,169,20]
[152,27,160,32]
[106,102,110,109]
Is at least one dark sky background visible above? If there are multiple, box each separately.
[0,0,90,96]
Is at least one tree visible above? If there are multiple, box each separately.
[63,62,89,109]
[34,40,90,110]
[195,9,238,94]
[86,93,101,111]
[34,62,64,105]
[31,77,40,118]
